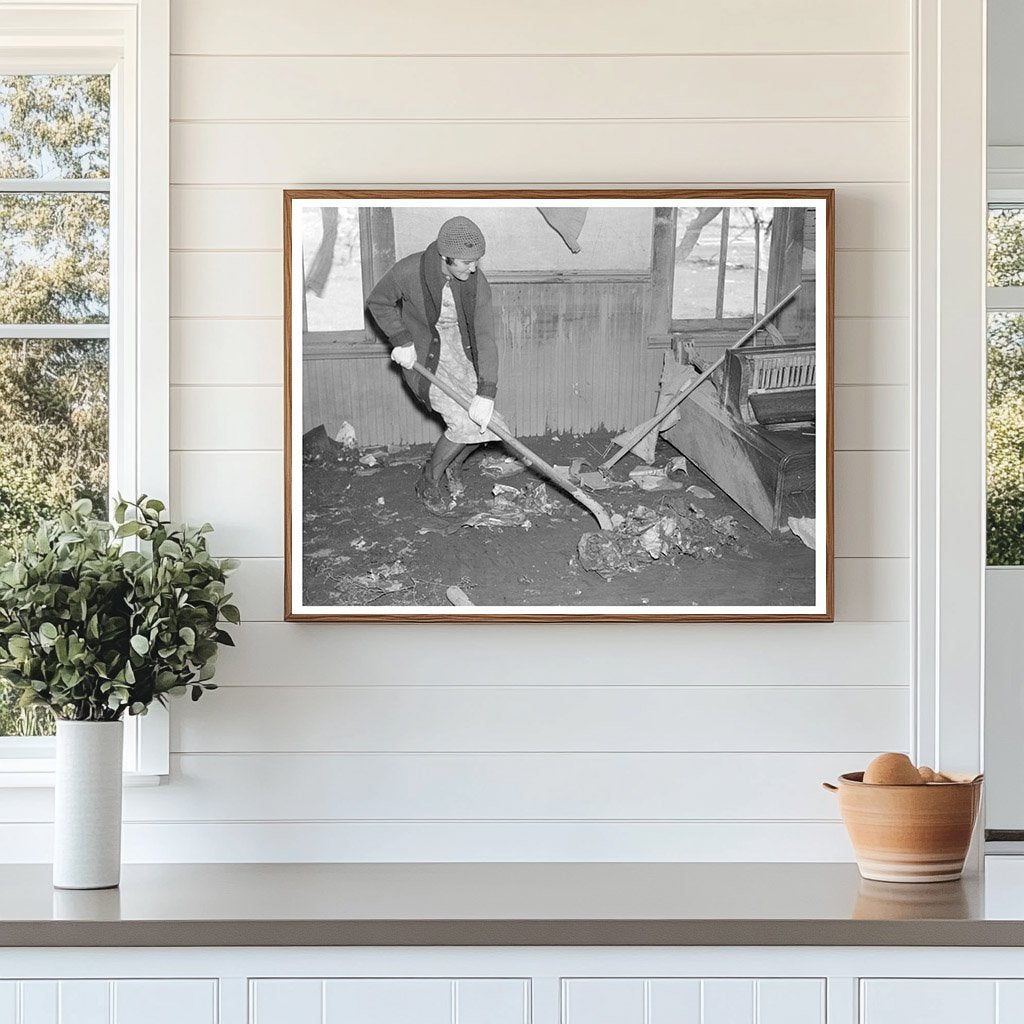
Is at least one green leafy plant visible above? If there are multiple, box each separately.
[0,496,239,722]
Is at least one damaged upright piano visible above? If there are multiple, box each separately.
[658,330,817,538]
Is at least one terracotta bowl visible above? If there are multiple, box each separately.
[823,772,983,883]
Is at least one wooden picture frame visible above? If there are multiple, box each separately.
[284,189,834,622]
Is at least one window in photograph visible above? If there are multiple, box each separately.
[671,206,773,324]
[986,205,1024,566]
[302,205,363,332]
[0,73,111,739]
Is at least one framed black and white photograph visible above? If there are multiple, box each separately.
[284,190,833,621]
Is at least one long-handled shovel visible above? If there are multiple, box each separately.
[409,361,614,531]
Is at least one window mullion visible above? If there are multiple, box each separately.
[0,324,111,339]
[987,286,1024,312]
[715,208,730,320]
[0,178,109,193]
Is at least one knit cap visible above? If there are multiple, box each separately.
[437,216,486,260]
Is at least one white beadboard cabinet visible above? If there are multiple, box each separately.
[0,979,218,1024]
[860,980,1024,1023]
[249,979,529,1024]
[5,949,1024,1024]
[561,978,825,1024]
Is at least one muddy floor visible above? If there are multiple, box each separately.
[301,428,815,609]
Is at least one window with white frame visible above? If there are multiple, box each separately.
[0,2,169,777]
[987,205,1024,565]
[0,73,111,739]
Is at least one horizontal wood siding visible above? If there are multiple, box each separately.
[302,277,655,446]
[0,0,916,865]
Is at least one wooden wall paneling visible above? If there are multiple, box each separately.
[170,684,910,754]
[211,621,911,688]
[834,385,910,451]
[170,122,909,187]
[834,452,910,557]
[171,55,909,122]
[170,0,910,55]
[29,0,915,863]
[833,319,910,386]
[169,182,909,252]
[125,751,881,821]
[170,320,283,386]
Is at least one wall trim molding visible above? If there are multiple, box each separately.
[0,821,855,864]
[913,0,986,791]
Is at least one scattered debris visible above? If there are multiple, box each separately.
[577,503,749,580]
[355,467,380,477]
[667,456,688,476]
[446,585,474,606]
[303,424,349,462]
[460,483,559,531]
[349,537,375,551]
[788,516,816,550]
[686,485,716,500]
[359,453,379,467]
[335,421,357,448]
[579,470,611,492]
[376,497,385,506]
[480,454,526,479]
[499,482,558,515]
[629,465,685,492]
[352,559,408,594]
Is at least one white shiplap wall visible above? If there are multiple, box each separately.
[1,0,915,861]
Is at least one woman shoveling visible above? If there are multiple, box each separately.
[367,215,612,533]
[366,216,508,516]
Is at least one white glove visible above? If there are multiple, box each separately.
[468,395,494,433]
[390,344,416,369]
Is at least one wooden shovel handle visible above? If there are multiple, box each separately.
[407,361,614,531]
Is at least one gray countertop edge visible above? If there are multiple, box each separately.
[4,919,1024,948]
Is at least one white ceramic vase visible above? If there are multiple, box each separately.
[53,719,124,889]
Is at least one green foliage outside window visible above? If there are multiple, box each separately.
[0,75,110,736]
[988,208,1024,566]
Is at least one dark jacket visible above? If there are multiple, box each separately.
[365,241,498,404]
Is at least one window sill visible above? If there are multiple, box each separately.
[0,767,165,788]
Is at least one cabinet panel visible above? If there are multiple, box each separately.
[114,981,217,1024]
[0,983,15,1024]
[251,979,528,1024]
[563,980,645,1023]
[323,980,451,1024]
[58,982,110,1024]
[251,979,322,1024]
[455,980,529,1024]
[18,983,56,1024]
[757,980,825,1024]
[861,981,997,1024]
[998,980,1024,1023]
[563,978,825,1024]
[648,980,702,1022]
[703,980,754,1024]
